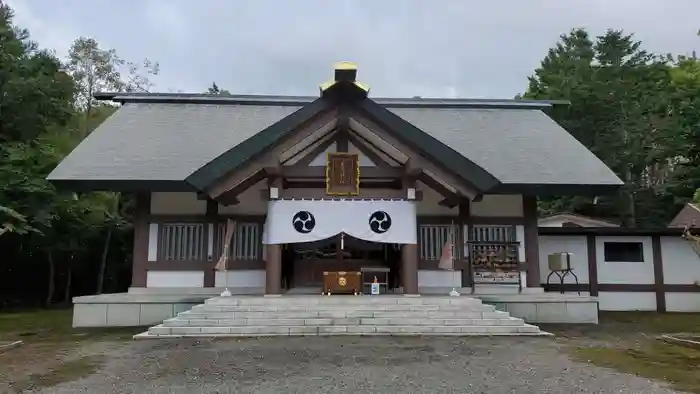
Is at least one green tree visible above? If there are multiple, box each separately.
[665,54,700,208]
[0,6,126,304]
[525,28,680,227]
[207,82,231,95]
[65,37,160,293]
[66,37,159,136]
[124,58,159,93]
[0,5,75,143]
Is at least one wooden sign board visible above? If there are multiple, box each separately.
[325,152,360,195]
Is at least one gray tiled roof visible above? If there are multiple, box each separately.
[48,103,300,182]
[389,107,621,186]
[48,96,622,190]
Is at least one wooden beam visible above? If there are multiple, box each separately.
[336,127,349,152]
[218,194,239,206]
[207,108,339,197]
[263,165,283,178]
[336,104,350,154]
[292,135,337,167]
[283,166,402,179]
[439,194,480,207]
[283,180,403,189]
[417,172,461,207]
[346,133,394,169]
[349,130,402,167]
[349,111,481,199]
[214,169,267,204]
[206,199,218,216]
[438,198,459,208]
[260,187,423,200]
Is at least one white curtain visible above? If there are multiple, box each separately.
[264,199,417,245]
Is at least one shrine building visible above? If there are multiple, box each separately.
[47,63,632,331]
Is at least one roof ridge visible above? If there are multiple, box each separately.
[540,212,619,226]
[93,92,569,109]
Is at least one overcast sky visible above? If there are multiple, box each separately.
[8,0,700,98]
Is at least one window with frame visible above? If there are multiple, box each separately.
[603,242,644,262]
[419,224,458,260]
[215,222,262,260]
[469,225,516,242]
[158,223,206,260]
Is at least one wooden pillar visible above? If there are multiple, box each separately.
[130,192,151,288]
[203,199,218,287]
[458,201,471,287]
[523,195,541,287]
[265,244,282,294]
[586,235,599,297]
[401,244,418,294]
[652,235,667,312]
[265,174,283,295]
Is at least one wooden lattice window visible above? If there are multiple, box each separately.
[158,223,206,260]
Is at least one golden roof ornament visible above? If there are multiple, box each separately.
[319,61,370,94]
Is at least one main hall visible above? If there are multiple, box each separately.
[47,62,623,332]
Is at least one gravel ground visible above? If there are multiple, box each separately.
[29,336,683,394]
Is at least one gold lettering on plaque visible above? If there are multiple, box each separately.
[339,161,347,185]
[326,153,359,196]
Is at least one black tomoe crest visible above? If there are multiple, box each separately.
[292,211,315,234]
[369,211,392,234]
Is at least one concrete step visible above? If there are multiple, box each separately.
[162,317,525,327]
[177,310,508,320]
[142,323,547,337]
[189,304,495,313]
[135,295,549,338]
[203,296,487,307]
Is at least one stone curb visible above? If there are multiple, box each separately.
[0,340,23,353]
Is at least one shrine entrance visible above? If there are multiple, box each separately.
[283,233,400,293]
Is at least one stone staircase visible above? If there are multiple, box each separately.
[134,295,550,338]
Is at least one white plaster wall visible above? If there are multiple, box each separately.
[516,225,525,262]
[219,180,268,215]
[146,271,205,288]
[147,223,158,261]
[538,235,589,285]
[470,195,523,217]
[666,293,700,312]
[598,292,656,311]
[151,192,206,215]
[660,236,700,285]
[416,182,457,215]
[418,270,462,287]
[215,270,266,288]
[596,236,655,284]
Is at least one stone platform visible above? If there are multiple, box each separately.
[134,295,550,338]
[72,287,598,328]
